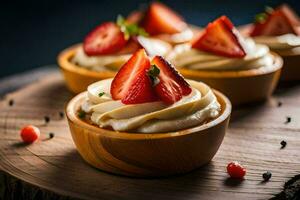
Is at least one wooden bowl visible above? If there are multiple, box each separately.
[179,52,283,106]
[66,91,231,177]
[273,50,300,81]
[238,24,300,82]
[58,45,116,94]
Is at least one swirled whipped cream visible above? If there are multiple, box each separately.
[72,36,172,72]
[155,28,195,44]
[167,38,275,70]
[253,34,300,53]
[81,79,221,133]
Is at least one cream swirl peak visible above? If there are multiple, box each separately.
[81,79,220,133]
[253,34,300,50]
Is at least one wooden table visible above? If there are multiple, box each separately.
[0,66,299,200]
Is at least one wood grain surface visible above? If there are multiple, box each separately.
[0,70,300,200]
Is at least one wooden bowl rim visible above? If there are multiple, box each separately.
[57,44,116,79]
[66,89,231,140]
[179,51,283,78]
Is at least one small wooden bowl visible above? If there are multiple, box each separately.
[66,91,231,177]
[238,24,300,82]
[179,52,283,106]
[273,50,300,81]
[58,45,116,94]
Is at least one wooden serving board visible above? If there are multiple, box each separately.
[0,71,300,200]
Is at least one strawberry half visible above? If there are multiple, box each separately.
[142,2,187,35]
[250,6,300,37]
[111,49,157,104]
[152,56,192,104]
[116,37,142,55]
[126,10,145,25]
[83,22,127,56]
[192,16,246,58]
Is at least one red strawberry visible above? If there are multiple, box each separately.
[20,125,40,143]
[151,56,192,104]
[142,2,187,35]
[83,22,127,56]
[251,7,300,37]
[278,4,300,27]
[116,37,142,55]
[126,10,145,25]
[111,49,157,104]
[192,16,246,58]
[227,161,246,179]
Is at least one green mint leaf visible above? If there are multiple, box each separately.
[117,15,126,27]
[255,13,268,24]
[78,110,86,119]
[116,15,149,39]
[98,92,105,97]
[147,65,160,86]
[265,6,274,14]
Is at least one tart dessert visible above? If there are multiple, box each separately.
[245,4,300,81]
[58,15,171,93]
[66,49,231,177]
[168,16,283,106]
[127,1,197,45]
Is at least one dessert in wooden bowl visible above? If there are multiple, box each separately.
[58,2,199,94]
[168,16,283,106]
[240,4,300,81]
[66,49,231,177]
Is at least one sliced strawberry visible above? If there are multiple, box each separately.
[111,49,157,104]
[278,4,300,27]
[126,10,145,25]
[116,37,142,55]
[251,8,300,36]
[142,2,187,35]
[83,22,127,56]
[152,56,192,104]
[192,16,246,58]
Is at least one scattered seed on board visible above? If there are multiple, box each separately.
[59,111,64,119]
[284,116,291,124]
[277,101,282,107]
[8,99,14,106]
[44,116,50,124]
[262,171,272,181]
[280,140,287,149]
[49,132,55,139]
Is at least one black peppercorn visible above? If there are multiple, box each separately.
[8,99,14,106]
[44,116,50,123]
[262,171,272,181]
[284,116,291,124]
[49,132,55,139]
[280,140,287,149]
[59,111,64,119]
[277,101,282,107]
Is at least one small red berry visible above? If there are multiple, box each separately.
[20,125,40,143]
[227,161,246,179]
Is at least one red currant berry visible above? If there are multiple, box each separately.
[20,125,40,143]
[227,161,246,179]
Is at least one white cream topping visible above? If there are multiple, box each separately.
[72,36,171,71]
[81,79,220,133]
[254,34,300,50]
[167,38,275,70]
[155,28,194,44]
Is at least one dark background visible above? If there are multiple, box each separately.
[1,0,299,78]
